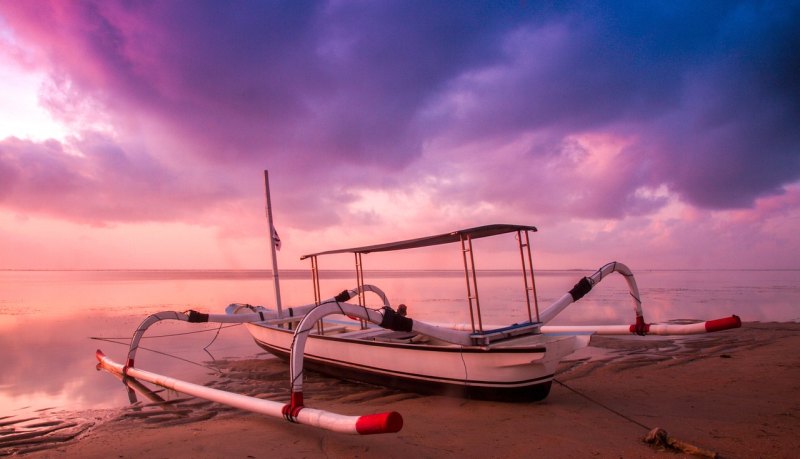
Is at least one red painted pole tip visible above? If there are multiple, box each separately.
[705,315,742,333]
[355,411,403,435]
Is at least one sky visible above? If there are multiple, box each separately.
[0,0,798,270]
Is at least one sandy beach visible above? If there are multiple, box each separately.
[5,321,798,458]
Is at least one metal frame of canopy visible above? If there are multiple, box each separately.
[300,224,542,333]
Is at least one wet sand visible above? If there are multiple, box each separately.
[5,322,799,458]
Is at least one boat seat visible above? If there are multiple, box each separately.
[372,331,422,344]
[470,322,542,346]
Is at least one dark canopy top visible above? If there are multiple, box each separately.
[300,224,537,260]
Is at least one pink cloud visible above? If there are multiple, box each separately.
[0,133,235,225]
[0,1,798,268]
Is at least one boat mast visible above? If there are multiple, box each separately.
[264,170,283,317]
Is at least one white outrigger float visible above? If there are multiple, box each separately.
[96,171,741,435]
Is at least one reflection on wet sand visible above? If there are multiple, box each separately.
[557,322,795,381]
[0,411,94,456]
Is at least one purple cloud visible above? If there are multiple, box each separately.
[0,0,798,230]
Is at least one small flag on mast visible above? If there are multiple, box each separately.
[271,227,281,251]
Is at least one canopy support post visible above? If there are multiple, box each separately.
[517,229,540,323]
[460,234,483,333]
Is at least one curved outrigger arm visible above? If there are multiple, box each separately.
[537,260,741,336]
[538,261,643,328]
[433,260,740,337]
[283,291,478,418]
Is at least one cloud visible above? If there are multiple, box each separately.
[422,1,800,212]
[647,9,800,209]
[0,0,798,232]
[0,133,235,224]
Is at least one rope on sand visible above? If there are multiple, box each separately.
[643,427,719,458]
[554,378,719,458]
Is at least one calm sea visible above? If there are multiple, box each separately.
[1,269,798,417]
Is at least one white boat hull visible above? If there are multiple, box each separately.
[244,322,583,401]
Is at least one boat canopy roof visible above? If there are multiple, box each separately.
[300,224,537,260]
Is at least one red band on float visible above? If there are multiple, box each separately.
[628,323,651,334]
[355,411,403,435]
[704,315,742,333]
[282,391,305,420]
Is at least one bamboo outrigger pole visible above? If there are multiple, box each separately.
[96,350,402,435]
[264,170,283,317]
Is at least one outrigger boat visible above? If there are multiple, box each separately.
[96,171,741,435]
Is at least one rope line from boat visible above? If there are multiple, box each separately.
[553,378,721,457]
[553,378,651,431]
[88,323,243,341]
[459,347,468,387]
[90,337,223,374]
[203,322,224,351]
